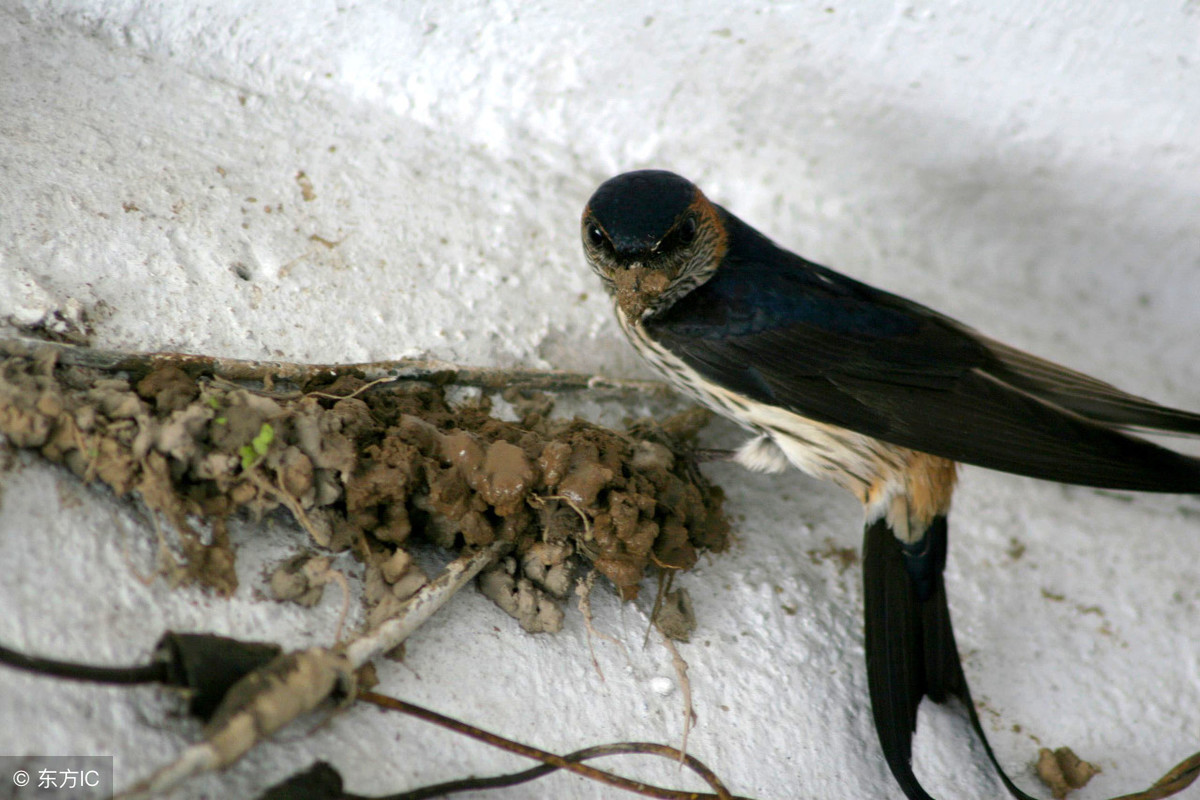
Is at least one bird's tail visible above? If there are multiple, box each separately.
[864,516,1200,800]
[863,515,1037,800]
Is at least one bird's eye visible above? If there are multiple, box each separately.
[586,222,606,248]
[677,215,697,245]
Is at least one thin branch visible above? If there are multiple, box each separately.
[0,337,673,399]
[656,625,696,765]
[341,542,509,669]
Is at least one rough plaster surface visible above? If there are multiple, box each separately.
[1,2,1198,798]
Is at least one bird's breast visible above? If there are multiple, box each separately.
[615,305,746,417]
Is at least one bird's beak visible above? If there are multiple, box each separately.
[612,264,671,320]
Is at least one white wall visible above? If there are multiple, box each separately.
[1,2,1198,798]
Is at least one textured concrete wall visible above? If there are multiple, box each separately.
[1,3,1198,798]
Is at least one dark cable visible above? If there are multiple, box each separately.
[359,690,744,800]
[0,641,168,685]
[384,742,732,800]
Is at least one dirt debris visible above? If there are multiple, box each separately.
[0,349,727,630]
[653,587,696,643]
[10,300,96,346]
[269,553,330,607]
[1035,746,1100,799]
[521,541,574,598]
[136,365,199,412]
[478,555,566,634]
[807,537,860,575]
[612,265,672,320]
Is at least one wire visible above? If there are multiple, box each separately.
[383,742,742,800]
[358,689,748,800]
[0,641,168,685]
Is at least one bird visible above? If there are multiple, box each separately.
[579,169,1200,800]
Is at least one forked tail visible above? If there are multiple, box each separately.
[863,516,1200,799]
[864,515,1037,800]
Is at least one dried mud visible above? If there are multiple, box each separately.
[612,265,672,320]
[0,349,727,631]
[1035,746,1100,799]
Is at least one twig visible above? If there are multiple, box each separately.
[244,466,331,547]
[575,568,630,682]
[0,337,673,399]
[382,742,741,800]
[306,375,398,400]
[656,625,696,765]
[381,743,720,799]
[147,511,178,582]
[644,570,675,648]
[342,541,509,668]
[530,492,593,540]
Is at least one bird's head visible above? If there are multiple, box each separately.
[581,170,727,320]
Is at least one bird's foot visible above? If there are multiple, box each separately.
[692,447,736,463]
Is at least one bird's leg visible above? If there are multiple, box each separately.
[692,447,736,462]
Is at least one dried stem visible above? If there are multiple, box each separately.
[0,337,671,399]
[341,541,510,669]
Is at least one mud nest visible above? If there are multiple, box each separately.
[0,348,728,632]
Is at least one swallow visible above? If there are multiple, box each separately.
[580,169,1200,800]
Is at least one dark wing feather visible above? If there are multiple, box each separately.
[646,212,1200,493]
[982,337,1200,434]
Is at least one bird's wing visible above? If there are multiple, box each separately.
[982,337,1200,434]
[646,246,1200,493]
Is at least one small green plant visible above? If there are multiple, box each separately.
[240,422,275,470]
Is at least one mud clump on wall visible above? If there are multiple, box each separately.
[0,350,727,630]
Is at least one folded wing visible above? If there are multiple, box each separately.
[647,219,1200,494]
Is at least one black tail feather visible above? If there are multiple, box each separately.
[863,516,1038,800]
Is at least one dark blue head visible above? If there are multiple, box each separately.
[584,170,698,256]
[581,170,728,320]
